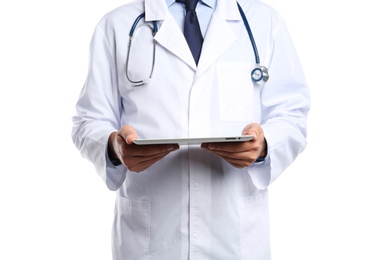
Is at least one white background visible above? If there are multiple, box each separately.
[0,0,368,259]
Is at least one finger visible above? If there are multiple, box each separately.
[209,149,255,161]
[213,153,254,168]
[124,152,172,172]
[123,143,179,157]
[205,148,258,166]
[202,142,250,153]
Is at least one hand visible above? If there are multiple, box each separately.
[108,125,179,172]
[201,123,267,168]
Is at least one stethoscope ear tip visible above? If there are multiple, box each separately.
[131,78,151,87]
[143,78,151,85]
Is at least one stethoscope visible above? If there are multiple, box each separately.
[126,2,269,87]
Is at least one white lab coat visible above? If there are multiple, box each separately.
[72,0,310,259]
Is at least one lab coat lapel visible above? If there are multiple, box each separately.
[145,0,197,69]
[196,0,241,78]
[155,16,197,69]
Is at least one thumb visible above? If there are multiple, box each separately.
[119,125,138,144]
[242,123,260,139]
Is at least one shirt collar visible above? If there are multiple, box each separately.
[166,0,217,9]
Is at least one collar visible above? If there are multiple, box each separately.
[146,0,240,21]
[145,0,168,21]
[165,0,217,9]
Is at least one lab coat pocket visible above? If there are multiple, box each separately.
[217,62,255,122]
[112,196,151,260]
[238,191,271,260]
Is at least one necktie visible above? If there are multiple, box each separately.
[176,0,203,65]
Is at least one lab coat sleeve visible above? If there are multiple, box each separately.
[71,23,127,191]
[248,19,310,190]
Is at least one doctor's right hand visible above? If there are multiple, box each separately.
[108,125,179,172]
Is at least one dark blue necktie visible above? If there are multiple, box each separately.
[177,0,203,65]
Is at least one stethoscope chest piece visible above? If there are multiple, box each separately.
[251,66,269,84]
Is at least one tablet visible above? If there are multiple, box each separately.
[133,135,254,145]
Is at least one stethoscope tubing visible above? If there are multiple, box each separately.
[129,13,158,37]
[236,2,260,66]
[126,13,158,86]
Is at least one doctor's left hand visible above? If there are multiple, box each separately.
[201,123,267,168]
[108,125,179,172]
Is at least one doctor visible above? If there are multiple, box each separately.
[72,0,310,259]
